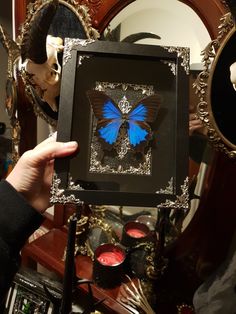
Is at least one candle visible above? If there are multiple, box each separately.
[97,251,124,266]
[126,228,147,238]
[93,243,126,288]
[121,221,150,247]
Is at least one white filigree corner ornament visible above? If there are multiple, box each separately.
[156,177,189,210]
[50,173,84,205]
[63,38,95,65]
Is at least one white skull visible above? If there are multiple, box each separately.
[24,35,64,112]
[230,62,236,91]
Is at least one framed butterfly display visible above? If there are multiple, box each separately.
[53,39,189,207]
[87,82,161,175]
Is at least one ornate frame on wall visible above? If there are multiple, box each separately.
[51,38,189,207]
[194,12,236,158]
[17,0,100,127]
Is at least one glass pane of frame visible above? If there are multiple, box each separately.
[52,39,189,207]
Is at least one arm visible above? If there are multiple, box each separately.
[0,180,43,302]
[0,136,78,306]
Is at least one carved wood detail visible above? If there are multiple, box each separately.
[179,0,228,38]
[77,0,228,37]
[77,0,135,32]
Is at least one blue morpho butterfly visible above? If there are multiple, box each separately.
[86,90,161,152]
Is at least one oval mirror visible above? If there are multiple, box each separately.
[194,11,236,158]
[100,0,212,232]
[18,0,99,127]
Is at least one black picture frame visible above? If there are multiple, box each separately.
[52,38,189,207]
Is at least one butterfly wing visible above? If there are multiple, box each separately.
[129,94,161,123]
[86,90,122,147]
[127,94,161,149]
[127,119,150,147]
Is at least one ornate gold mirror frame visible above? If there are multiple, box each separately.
[194,12,236,158]
[18,0,99,128]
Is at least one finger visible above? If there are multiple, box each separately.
[29,141,78,165]
[191,120,202,127]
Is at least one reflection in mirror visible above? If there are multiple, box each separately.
[102,0,215,233]
[103,0,210,66]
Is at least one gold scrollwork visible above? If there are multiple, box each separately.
[193,12,236,158]
[75,209,118,260]
[79,0,102,19]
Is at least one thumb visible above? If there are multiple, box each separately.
[29,141,78,165]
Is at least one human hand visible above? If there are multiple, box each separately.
[6,135,78,213]
[189,113,206,136]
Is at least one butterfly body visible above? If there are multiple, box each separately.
[87,90,160,152]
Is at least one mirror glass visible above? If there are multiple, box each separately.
[103,0,210,67]
[99,0,212,233]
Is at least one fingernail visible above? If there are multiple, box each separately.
[64,141,78,148]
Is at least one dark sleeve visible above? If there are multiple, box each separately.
[0,180,44,305]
